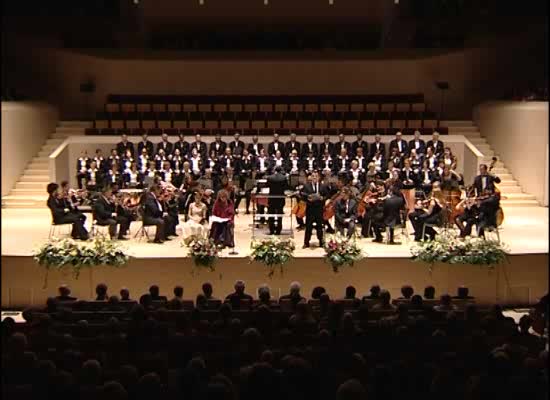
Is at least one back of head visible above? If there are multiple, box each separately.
[46,182,59,195]
[290,281,301,295]
[440,294,452,306]
[173,285,184,298]
[401,285,414,299]
[410,295,423,308]
[120,287,130,300]
[102,381,128,400]
[345,286,356,299]
[370,284,381,297]
[424,285,435,299]
[380,289,391,304]
[336,379,366,400]
[234,280,246,294]
[149,285,160,298]
[96,283,108,298]
[457,286,470,298]
[202,282,213,297]
[311,286,326,299]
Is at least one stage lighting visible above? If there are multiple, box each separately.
[329,0,334,5]
[264,0,269,5]
[199,0,204,5]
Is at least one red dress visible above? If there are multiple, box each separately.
[209,200,235,247]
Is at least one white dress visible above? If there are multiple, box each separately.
[182,202,207,239]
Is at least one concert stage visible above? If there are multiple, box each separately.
[1,206,548,308]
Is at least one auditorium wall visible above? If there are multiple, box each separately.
[6,26,544,121]
[473,101,549,206]
[1,102,58,196]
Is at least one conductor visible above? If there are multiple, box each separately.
[302,171,328,248]
[382,190,405,244]
[266,166,288,235]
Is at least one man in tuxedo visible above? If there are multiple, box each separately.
[379,191,405,244]
[76,150,90,189]
[369,134,385,159]
[156,133,173,155]
[476,188,500,238]
[92,186,130,240]
[142,185,171,243]
[284,132,301,157]
[266,166,288,235]
[335,133,351,158]
[426,131,444,158]
[389,131,408,156]
[228,132,245,156]
[46,183,89,240]
[190,134,208,158]
[319,135,334,158]
[353,147,368,172]
[334,187,357,238]
[301,134,318,159]
[137,133,154,157]
[247,134,264,156]
[116,134,134,158]
[301,171,328,248]
[267,133,284,157]
[408,130,426,156]
[351,132,367,157]
[473,164,501,196]
[173,133,190,157]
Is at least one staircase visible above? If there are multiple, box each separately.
[2,121,90,209]
[443,120,539,207]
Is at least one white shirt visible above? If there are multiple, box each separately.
[423,170,431,184]
[414,140,420,149]
[307,158,315,170]
[397,141,403,152]
[291,159,299,171]
[152,193,163,212]
[226,158,231,168]
[259,158,266,172]
[89,169,97,183]
[191,157,200,172]
[164,170,172,183]
[79,158,87,171]
[128,170,138,183]
[275,158,283,167]
[482,176,487,190]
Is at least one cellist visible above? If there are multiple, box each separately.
[454,187,479,238]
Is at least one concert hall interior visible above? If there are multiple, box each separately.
[1,1,549,399]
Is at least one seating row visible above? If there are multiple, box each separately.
[85,126,449,136]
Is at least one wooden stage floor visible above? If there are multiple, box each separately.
[1,205,548,258]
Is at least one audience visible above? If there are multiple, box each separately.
[424,285,436,299]
[95,283,108,301]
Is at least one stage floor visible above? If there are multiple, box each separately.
[2,206,548,258]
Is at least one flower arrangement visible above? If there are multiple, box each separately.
[411,230,509,271]
[33,236,129,285]
[323,233,366,272]
[249,237,296,277]
[185,236,219,271]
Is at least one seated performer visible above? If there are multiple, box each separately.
[267,166,288,235]
[209,189,235,248]
[454,190,479,238]
[302,171,328,248]
[181,191,208,242]
[473,163,501,196]
[47,183,89,240]
[476,188,500,238]
[76,150,89,189]
[92,186,130,240]
[142,185,171,244]
[409,185,444,241]
[334,187,358,239]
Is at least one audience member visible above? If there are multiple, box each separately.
[434,294,458,311]
[119,287,131,301]
[95,283,108,301]
[424,285,436,299]
[398,285,414,299]
[371,290,396,311]
[56,285,77,302]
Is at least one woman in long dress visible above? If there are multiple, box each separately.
[182,191,208,243]
[209,189,235,248]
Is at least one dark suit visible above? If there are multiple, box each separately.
[369,142,385,158]
[173,140,190,157]
[301,142,319,159]
[319,157,334,174]
[303,157,318,172]
[426,140,444,157]
[334,156,351,174]
[302,182,328,246]
[334,141,351,157]
[47,195,88,240]
[319,142,335,158]
[417,169,435,192]
[116,141,134,157]
[137,140,154,156]
[473,174,501,197]
[247,142,264,156]
[477,194,500,237]
[378,194,404,242]
[268,141,284,157]
[334,198,358,238]
[229,140,246,155]
[266,172,288,234]
[210,141,227,156]
[142,192,168,241]
[388,139,408,155]
[351,140,368,157]
[93,195,130,239]
[190,141,208,158]
[400,168,417,189]
[156,141,173,155]
[408,139,426,155]
[285,141,301,157]
[76,158,90,189]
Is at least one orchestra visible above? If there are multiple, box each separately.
[46,132,503,246]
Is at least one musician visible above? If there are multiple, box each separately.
[92,186,130,240]
[369,134,385,159]
[304,151,318,173]
[270,150,286,173]
[426,131,444,158]
[353,147,368,172]
[386,169,403,195]
[46,183,89,240]
[255,148,270,177]
[93,149,105,172]
[171,148,185,172]
[455,191,479,237]
[161,189,179,237]
[190,134,208,159]
[137,133,154,157]
[116,193,138,235]
[173,133,190,158]
[287,150,301,175]
[408,130,426,156]
[301,134,318,159]
[267,133,284,157]
[143,185,171,243]
[335,133,351,158]
[156,133,173,155]
[209,189,235,248]
[389,131,408,156]
[425,147,438,170]
[473,164,501,197]
[219,147,237,173]
[409,187,444,241]
[441,147,458,170]
[319,135,335,158]
[236,149,255,214]
[379,190,405,244]
[188,148,203,178]
[302,171,328,248]
[247,134,264,157]
[438,165,461,191]
[123,163,142,189]
[266,166,288,235]
[86,160,102,191]
[335,148,351,174]
[137,148,150,173]
[116,134,134,158]
[181,191,208,242]
[319,149,334,175]
[210,132,227,157]
[60,181,86,218]
[348,160,365,189]
[334,187,358,238]
[229,132,245,158]
[76,150,90,189]
[351,132,367,157]
[476,188,500,238]
[285,132,301,157]
[371,151,385,173]
[360,180,383,237]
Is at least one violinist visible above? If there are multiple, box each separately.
[116,192,139,234]
[60,181,86,220]
[302,171,329,249]
[409,184,444,241]
[454,189,479,237]
[161,189,179,237]
[473,164,501,197]
[46,182,89,240]
[76,150,90,189]
[334,187,358,239]
[92,186,130,240]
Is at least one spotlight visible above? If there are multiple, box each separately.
[264,0,269,4]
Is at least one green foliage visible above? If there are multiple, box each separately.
[323,233,366,273]
[249,237,296,277]
[184,236,220,272]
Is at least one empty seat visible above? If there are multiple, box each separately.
[105,103,120,113]
[375,112,390,128]
[344,111,359,128]
[198,104,212,112]
[259,128,273,136]
[252,112,267,129]
[141,112,157,129]
[406,112,422,128]
[420,127,434,135]
[220,112,235,129]
[152,103,167,112]
[422,111,438,128]
[305,103,319,112]
[350,103,364,112]
[282,112,297,128]
[178,128,194,136]
[297,112,313,128]
[313,112,328,129]
[229,104,243,112]
[339,128,355,136]
[125,112,140,129]
[365,103,379,112]
[274,104,288,112]
[334,104,349,112]
[359,112,375,128]
[173,112,188,129]
[289,104,303,112]
[95,112,109,129]
[396,103,411,112]
[183,104,197,112]
[319,103,333,112]
[266,112,282,129]
[167,103,182,112]
[157,112,172,129]
[110,112,126,129]
[132,128,146,136]
[163,128,179,136]
[101,128,116,135]
[381,103,395,112]
[412,102,426,112]
[213,104,227,112]
[236,112,251,129]
[189,112,204,129]
[85,128,99,135]
[391,112,406,129]
[121,103,136,113]
[244,104,258,112]
[437,127,449,135]
[204,112,219,129]
[137,103,151,112]
[117,128,131,136]
[243,128,258,136]
[259,104,273,112]
[328,112,344,129]
[148,128,162,136]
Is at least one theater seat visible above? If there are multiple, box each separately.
[189,112,204,129]
[350,103,364,112]
[396,103,411,112]
[375,112,390,128]
[412,102,426,112]
[344,112,359,128]
[282,112,297,129]
[173,112,188,129]
[105,103,120,113]
[152,103,166,112]
[297,112,313,128]
[252,112,267,129]
[422,111,438,128]
[141,112,157,129]
[266,112,282,129]
[95,112,109,129]
[110,112,126,129]
[391,112,406,129]
[328,112,344,129]
[125,112,140,129]
[236,112,251,129]
[313,112,328,129]
[381,103,395,112]
[220,112,235,129]
[406,112,422,128]
[157,112,172,129]
[85,128,99,135]
[204,112,219,129]
[359,112,375,128]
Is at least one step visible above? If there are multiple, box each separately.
[28,161,49,169]
[500,199,540,207]
[51,133,69,139]
[58,120,93,128]
[10,188,47,195]
[46,138,65,144]
[491,167,508,175]
[498,186,523,193]
[480,158,504,166]
[34,156,49,162]
[24,168,49,175]
[441,120,475,126]
[15,181,47,189]
[37,150,53,157]
[467,137,487,144]
[55,126,86,134]
[501,193,537,200]
[448,126,479,132]
[19,175,50,182]
[497,178,516,185]
[42,144,59,152]
[3,193,48,200]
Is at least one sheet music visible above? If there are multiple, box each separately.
[210,216,229,223]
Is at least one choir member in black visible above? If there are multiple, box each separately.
[303,151,318,173]
[389,131,408,156]
[348,160,365,190]
[159,161,176,187]
[380,160,395,180]
[143,185,171,243]
[353,147,368,172]
[266,166,288,235]
[236,149,255,214]
[426,131,444,158]
[301,134,318,159]
[137,132,154,157]
[388,147,403,170]
[409,187,444,241]
[476,188,500,238]
[365,162,380,184]
[369,134,385,159]
[76,150,90,189]
[123,163,142,189]
[408,130,426,156]
[46,183,89,240]
[247,135,263,157]
[400,159,417,189]
[121,149,134,172]
[375,189,405,244]
[154,148,168,170]
[116,134,134,158]
[285,132,301,157]
[188,148,203,178]
[107,149,120,173]
[189,134,206,159]
[335,148,351,174]
[408,148,422,172]
[473,164,501,197]
[229,132,245,158]
[137,147,149,173]
[255,148,270,177]
[86,160,102,191]
[156,133,173,155]
[386,169,403,194]
[222,167,238,204]
[319,149,334,175]
[210,132,227,157]
[219,147,237,173]
[270,150,286,173]
[93,149,105,172]
[171,148,184,171]
[454,191,479,237]
[106,163,122,188]
[287,150,301,176]
[142,161,158,189]
[302,171,328,248]
[425,146,438,170]
[351,132,367,157]
[92,186,130,240]
[319,135,334,158]
[173,133,189,157]
[418,159,435,194]
[268,133,284,157]
[160,189,179,237]
[371,151,385,174]
[334,187,357,238]
[335,133,351,158]
[60,180,86,222]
